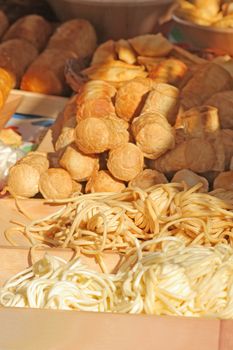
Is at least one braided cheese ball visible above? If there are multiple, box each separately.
[172,169,209,192]
[74,116,129,154]
[107,143,144,181]
[18,152,49,175]
[142,84,180,126]
[74,117,110,154]
[7,163,40,198]
[214,171,233,191]
[129,169,168,190]
[55,127,75,152]
[59,144,99,182]
[132,111,175,159]
[39,168,73,199]
[85,170,125,193]
[115,78,153,122]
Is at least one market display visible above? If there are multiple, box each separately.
[1,1,233,333]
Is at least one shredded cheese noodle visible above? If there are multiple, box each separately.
[5,183,233,254]
[0,254,116,312]
[2,237,233,318]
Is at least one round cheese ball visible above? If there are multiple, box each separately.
[213,171,233,191]
[132,112,175,159]
[39,168,73,199]
[59,144,99,182]
[129,169,168,190]
[172,169,209,192]
[7,163,40,197]
[107,143,144,181]
[74,117,110,154]
[86,170,126,193]
[19,152,49,175]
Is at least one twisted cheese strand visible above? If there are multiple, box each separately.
[2,238,233,318]
[5,184,233,254]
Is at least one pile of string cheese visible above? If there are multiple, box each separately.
[6,183,233,254]
[2,237,233,318]
[0,254,115,312]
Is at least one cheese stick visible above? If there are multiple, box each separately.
[47,19,97,60]
[0,11,9,39]
[0,39,38,87]
[21,48,77,95]
[0,68,14,109]
[3,15,53,52]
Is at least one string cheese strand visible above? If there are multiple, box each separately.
[3,237,233,318]
[5,184,233,253]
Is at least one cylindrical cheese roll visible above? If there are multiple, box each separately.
[3,14,53,52]
[47,19,97,59]
[21,48,77,95]
[0,67,14,109]
[0,11,9,39]
[0,39,38,87]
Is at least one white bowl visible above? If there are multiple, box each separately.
[47,0,174,40]
[173,14,233,55]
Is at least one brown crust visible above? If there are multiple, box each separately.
[74,118,110,154]
[91,40,116,66]
[82,60,147,83]
[142,85,180,126]
[153,138,216,174]
[0,67,14,108]
[148,58,188,87]
[74,116,129,154]
[177,105,220,138]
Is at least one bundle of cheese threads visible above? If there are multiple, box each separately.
[6,183,233,254]
[2,237,233,319]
